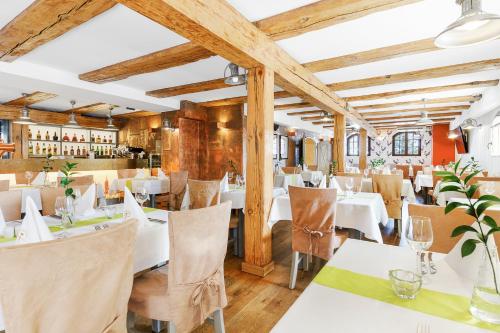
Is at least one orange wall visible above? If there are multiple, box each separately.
[432,124,455,166]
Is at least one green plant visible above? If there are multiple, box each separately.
[59,162,78,199]
[227,159,238,174]
[41,154,54,173]
[329,160,338,176]
[438,159,500,294]
[370,158,385,169]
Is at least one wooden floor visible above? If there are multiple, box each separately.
[131,217,401,333]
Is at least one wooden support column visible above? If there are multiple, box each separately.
[334,114,346,173]
[242,66,274,277]
[359,128,367,170]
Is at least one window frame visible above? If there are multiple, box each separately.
[392,131,422,157]
[346,133,360,156]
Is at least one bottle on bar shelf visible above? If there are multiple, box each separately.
[42,143,46,155]
[82,146,87,156]
[35,142,40,155]
[91,133,95,143]
[64,146,68,156]
[72,133,77,142]
[63,133,69,142]
[47,144,52,155]
[53,131,58,141]
[96,135,101,143]
[28,142,33,155]
[36,130,41,140]
[28,128,32,139]
[53,144,58,155]
[103,136,107,143]
[76,146,81,156]
[108,135,112,144]
[45,131,50,141]
[70,146,75,156]
[80,134,85,142]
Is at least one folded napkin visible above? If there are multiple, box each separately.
[319,175,327,188]
[329,176,343,194]
[158,169,168,179]
[382,166,391,175]
[303,164,308,171]
[220,172,230,193]
[17,197,54,244]
[135,168,145,179]
[31,171,46,186]
[74,183,96,218]
[180,184,190,211]
[123,187,147,228]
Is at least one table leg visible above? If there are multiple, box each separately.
[150,194,156,208]
[238,209,244,258]
[348,229,362,240]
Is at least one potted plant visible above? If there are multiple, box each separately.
[438,159,500,323]
[41,153,54,186]
[58,162,78,227]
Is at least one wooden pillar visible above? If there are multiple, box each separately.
[359,128,367,170]
[333,114,345,173]
[242,66,274,277]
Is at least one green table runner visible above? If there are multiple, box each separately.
[314,266,500,332]
[0,236,15,243]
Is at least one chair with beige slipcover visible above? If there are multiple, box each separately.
[0,218,139,333]
[15,172,39,185]
[40,185,91,216]
[168,171,188,211]
[187,179,221,209]
[0,190,22,221]
[288,186,345,289]
[117,169,137,179]
[128,202,231,333]
[0,179,10,192]
[334,175,363,192]
[372,174,403,234]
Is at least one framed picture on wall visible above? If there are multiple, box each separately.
[273,134,278,159]
[280,135,288,159]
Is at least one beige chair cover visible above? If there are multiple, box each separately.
[169,171,188,211]
[117,169,137,179]
[40,185,91,216]
[0,179,9,191]
[15,172,39,185]
[412,165,423,176]
[334,175,363,192]
[128,202,231,333]
[307,165,318,171]
[289,186,339,260]
[187,179,221,209]
[282,166,300,174]
[0,218,139,333]
[372,174,403,219]
[477,180,500,197]
[0,190,22,221]
[57,175,94,187]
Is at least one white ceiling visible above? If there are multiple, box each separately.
[0,0,499,133]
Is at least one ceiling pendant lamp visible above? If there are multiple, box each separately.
[416,99,433,126]
[162,118,174,132]
[435,0,500,48]
[322,111,331,122]
[13,93,36,125]
[224,63,246,86]
[66,100,81,128]
[106,106,119,131]
[461,118,480,129]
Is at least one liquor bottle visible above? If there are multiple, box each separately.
[91,133,95,143]
[105,146,109,155]
[76,146,81,156]
[70,146,75,156]
[28,128,32,139]
[97,135,101,143]
[45,131,50,141]
[82,146,87,156]
[108,135,112,144]
[104,177,109,195]
[103,136,107,143]
[47,144,52,155]
[42,143,46,155]
[72,133,77,142]
[53,131,58,141]
[53,144,58,155]
[28,142,33,155]
[36,130,41,140]
[35,142,40,155]
[63,133,69,142]
[64,146,68,156]
[80,134,85,142]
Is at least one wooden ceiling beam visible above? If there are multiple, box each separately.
[312,120,335,125]
[274,102,312,110]
[146,78,228,98]
[114,110,159,118]
[329,59,500,91]
[373,120,452,127]
[64,102,114,114]
[80,0,419,83]
[5,91,57,107]
[354,95,481,111]
[374,123,450,130]
[0,0,116,61]
[362,105,469,117]
[287,110,324,116]
[369,117,458,124]
[198,90,292,107]
[366,112,462,122]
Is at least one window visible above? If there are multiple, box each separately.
[368,137,372,156]
[347,134,359,156]
[490,115,500,156]
[392,131,421,156]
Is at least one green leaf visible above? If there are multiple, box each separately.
[454,159,462,174]
[439,185,461,193]
[466,184,479,198]
[483,215,498,229]
[486,227,500,238]
[477,201,496,217]
[461,239,480,258]
[442,175,461,184]
[436,171,452,177]
[451,225,477,237]
[478,195,500,203]
[464,170,482,185]
[65,188,73,197]
[445,201,468,214]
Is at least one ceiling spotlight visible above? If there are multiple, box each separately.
[322,112,331,122]
[66,100,81,128]
[106,106,118,131]
[435,0,500,48]
[224,63,246,86]
[461,118,480,130]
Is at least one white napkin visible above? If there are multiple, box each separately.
[31,171,46,186]
[303,164,308,171]
[423,166,433,175]
[17,197,54,244]
[123,187,148,228]
[444,222,496,282]
[135,169,145,179]
[220,172,230,193]
[180,184,190,211]
[319,175,327,189]
[158,169,168,179]
[0,208,5,236]
[329,176,343,194]
[74,184,96,218]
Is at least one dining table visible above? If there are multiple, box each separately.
[0,204,169,331]
[272,239,493,333]
[359,178,416,203]
[109,177,170,207]
[415,173,433,192]
[268,192,389,243]
[300,170,323,184]
[274,173,305,190]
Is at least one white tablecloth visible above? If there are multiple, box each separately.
[9,186,43,213]
[0,205,169,331]
[110,177,170,194]
[220,186,286,210]
[433,180,466,206]
[300,171,323,183]
[274,174,305,190]
[359,178,416,203]
[272,239,482,333]
[415,174,433,192]
[268,192,388,243]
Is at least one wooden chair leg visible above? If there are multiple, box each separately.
[289,251,300,289]
[213,309,225,333]
[167,321,176,333]
[152,319,162,333]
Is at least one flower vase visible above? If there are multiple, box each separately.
[470,245,500,324]
[61,196,76,228]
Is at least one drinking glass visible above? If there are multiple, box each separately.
[135,187,149,208]
[484,181,496,195]
[406,216,433,276]
[345,177,354,198]
[54,196,74,229]
[363,169,369,179]
[74,188,82,200]
[25,171,33,186]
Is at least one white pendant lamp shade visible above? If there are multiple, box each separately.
[416,112,433,125]
[106,106,118,131]
[66,100,81,128]
[13,107,35,125]
[435,0,500,48]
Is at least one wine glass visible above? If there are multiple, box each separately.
[484,181,496,196]
[345,177,354,198]
[54,196,74,230]
[363,169,369,179]
[54,196,66,217]
[406,216,433,276]
[73,188,82,200]
[135,187,149,208]
[25,171,33,186]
